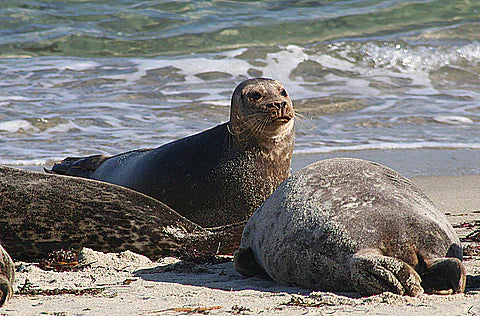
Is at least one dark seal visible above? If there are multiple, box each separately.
[48,78,295,227]
[0,244,13,307]
[0,165,244,261]
[234,158,466,296]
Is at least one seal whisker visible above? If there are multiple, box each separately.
[293,110,307,120]
[237,114,271,141]
[232,114,269,141]
[293,111,314,130]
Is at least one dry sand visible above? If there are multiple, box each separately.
[1,173,479,315]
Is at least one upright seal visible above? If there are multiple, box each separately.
[48,78,295,227]
[235,158,466,296]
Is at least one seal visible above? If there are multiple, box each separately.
[234,158,466,296]
[47,78,295,227]
[0,244,14,307]
[0,165,244,261]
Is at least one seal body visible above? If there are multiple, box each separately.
[234,158,466,296]
[0,244,14,306]
[0,166,244,261]
[49,78,295,227]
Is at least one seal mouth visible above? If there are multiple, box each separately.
[271,115,293,124]
[275,117,291,123]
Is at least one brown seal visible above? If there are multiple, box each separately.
[0,244,13,307]
[234,158,466,296]
[48,78,295,227]
[0,165,244,261]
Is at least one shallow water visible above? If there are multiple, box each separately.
[0,0,479,174]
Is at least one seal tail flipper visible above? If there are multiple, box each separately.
[350,249,424,297]
[45,154,110,178]
[234,247,269,278]
[420,257,466,294]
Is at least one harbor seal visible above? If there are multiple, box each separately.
[234,158,466,296]
[0,165,244,261]
[47,78,295,227]
[0,244,13,306]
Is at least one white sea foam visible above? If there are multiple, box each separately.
[43,121,82,133]
[57,61,99,71]
[0,120,38,133]
[1,158,52,167]
[0,95,31,101]
[108,51,252,85]
[433,116,474,125]
[360,41,480,72]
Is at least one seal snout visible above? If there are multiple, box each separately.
[269,104,294,123]
[267,101,288,109]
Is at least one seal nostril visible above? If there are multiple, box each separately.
[268,102,281,109]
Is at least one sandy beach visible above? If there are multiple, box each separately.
[2,151,480,315]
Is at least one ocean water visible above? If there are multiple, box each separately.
[0,0,479,174]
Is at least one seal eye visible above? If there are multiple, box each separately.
[280,89,288,97]
[249,92,263,101]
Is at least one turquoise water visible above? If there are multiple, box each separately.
[0,0,479,173]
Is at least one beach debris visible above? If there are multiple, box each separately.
[465,230,480,242]
[284,294,336,307]
[454,222,476,229]
[16,278,103,296]
[230,305,251,314]
[143,305,222,314]
[37,249,79,272]
[463,245,480,257]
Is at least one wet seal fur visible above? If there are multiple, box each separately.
[234,158,466,296]
[0,165,244,261]
[47,78,295,227]
[0,244,13,306]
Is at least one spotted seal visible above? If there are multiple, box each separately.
[0,244,13,306]
[47,78,295,227]
[0,165,244,261]
[234,158,466,296]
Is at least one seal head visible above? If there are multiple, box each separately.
[229,78,294,141]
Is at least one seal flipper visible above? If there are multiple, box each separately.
[420,257,466,294]
[0,245,14,306]
[350,249,423,297]
[46,154,109,178]
[0,276,13,307]
[234,247,269,278]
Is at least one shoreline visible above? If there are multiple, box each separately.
[8,147,480,178]
[291,148,480,177]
